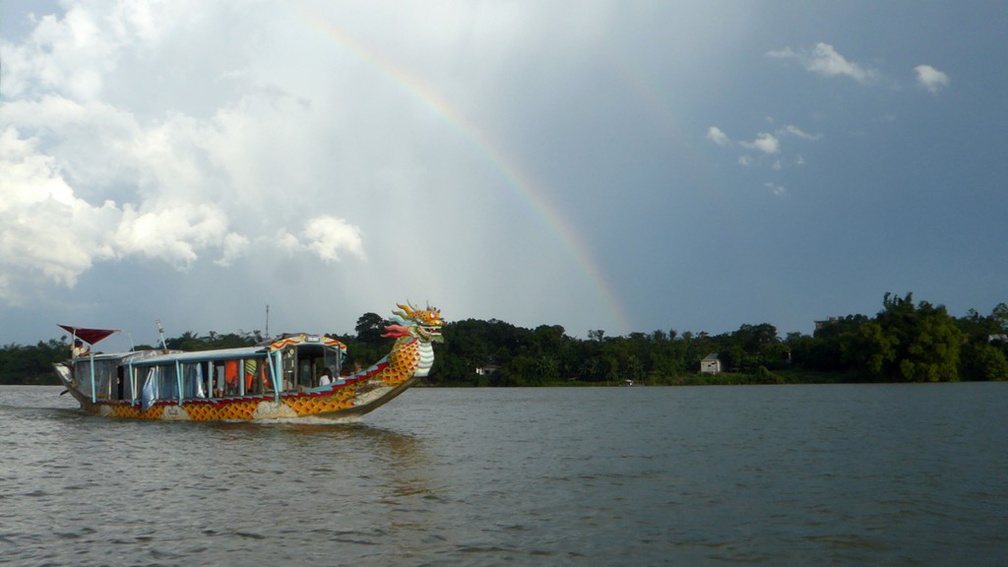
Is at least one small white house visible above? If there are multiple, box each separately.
[700,353,721,375]
[475,364,499,376]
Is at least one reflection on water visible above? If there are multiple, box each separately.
[2,384,1008,565]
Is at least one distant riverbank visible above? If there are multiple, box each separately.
[426,369,874,387]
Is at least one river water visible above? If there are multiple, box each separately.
[1,383,1005,565]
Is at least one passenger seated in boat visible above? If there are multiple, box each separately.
[318,368,334,386]
[71,339,89,358]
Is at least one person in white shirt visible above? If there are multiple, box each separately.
[71,339,90,358]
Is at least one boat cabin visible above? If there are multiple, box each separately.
[67,334,346,407]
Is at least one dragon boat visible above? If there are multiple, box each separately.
[53,301,443,421]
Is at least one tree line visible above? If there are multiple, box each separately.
[2,293,1006,386]
[423,293,1007,386]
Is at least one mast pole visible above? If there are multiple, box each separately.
[155,320,168,352]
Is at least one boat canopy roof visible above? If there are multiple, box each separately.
[59,325,118,345]
[130,334,346,367]
[133,346,267,366]
[266,333,347,353]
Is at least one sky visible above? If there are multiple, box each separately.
[2,1,1006,347]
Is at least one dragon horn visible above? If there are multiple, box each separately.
[396,301,417,318]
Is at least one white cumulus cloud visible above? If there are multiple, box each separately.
[216,233,250,267]
[706,126,730,146]
[767,42,878,84]
[301,216,366,262]
[741,132,780,155]
[915,64,950,93]
[0,127,118,295]
[0,3,380,303]
[111,203,235,266]
[780,125,822,140]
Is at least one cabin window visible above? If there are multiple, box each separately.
[181,362,208,400]
[141,367,157,408]
[298,358,314,390]
[94,362,110,400]
[212,362,224,397]
[99,360,118,399]
[163,365,179,400]
[262,357,277,393]
[208,360,237,397]
[204,359,270,397]
[224,359,240,396]
[131,366,140,402]
[241,357,260,393]
[323,348,342,382]
[281,349,296,391]
[73,360,93,396]
[292,344,343,389]
[141,365,179,403]
[113,366,129,401]
[74,359,121,400]
[273,341,343,391]
[241,358,272,395]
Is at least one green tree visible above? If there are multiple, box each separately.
[961,342,1008,381]
[0,339,67,384]
[845,320,897,379]
[870,293,964,382]
[993,303,1008,334]
[802,315,868,372]
[355,312,387,345]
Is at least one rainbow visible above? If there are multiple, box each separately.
[295,11,632,334]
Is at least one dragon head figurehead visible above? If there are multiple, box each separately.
[382,300,445,343]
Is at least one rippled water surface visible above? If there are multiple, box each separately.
[2,383,1006,565]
